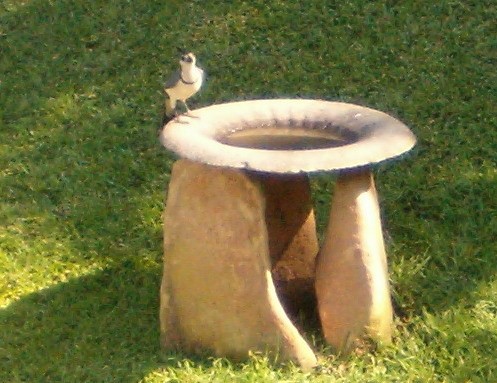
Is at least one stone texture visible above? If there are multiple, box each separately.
[260,174,318,317]
[160,159,317,370]
[315,170,393,353]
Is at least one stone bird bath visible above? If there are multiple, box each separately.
[159,99,416,370]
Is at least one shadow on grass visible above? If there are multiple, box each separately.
[381,159,497,316]
[0,259,321,382]
[1,263,183,382]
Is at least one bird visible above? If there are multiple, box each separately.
[162,51,204,124]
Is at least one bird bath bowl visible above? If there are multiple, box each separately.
[159,99,416,370]
[220,126,352,150]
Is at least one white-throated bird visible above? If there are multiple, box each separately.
[163,51,204,124]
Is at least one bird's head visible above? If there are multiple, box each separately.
[180,52,196,67]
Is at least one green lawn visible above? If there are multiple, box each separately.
[1,0,496,381]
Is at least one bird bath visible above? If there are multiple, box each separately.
[159,99,416,370]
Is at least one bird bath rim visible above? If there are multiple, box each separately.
[160,99,416,174]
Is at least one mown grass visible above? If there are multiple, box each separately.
[1,0,496,382]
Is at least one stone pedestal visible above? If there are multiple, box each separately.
[160,160,318,370]
[261,174,318,316]
[315,170,393,353]
[160,161,395,365]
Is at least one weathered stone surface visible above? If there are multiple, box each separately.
[160,99,416,174]
[160,159,317,369]
[315,170,393,353]
[260,174,318,317]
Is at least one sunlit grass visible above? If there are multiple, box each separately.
[1,0,496,381]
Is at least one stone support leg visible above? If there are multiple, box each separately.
[315,170,393,353]
[160,160,317,370]
[259,174,318,317]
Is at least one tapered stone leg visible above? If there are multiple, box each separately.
[160,159,317,370]
[260,174,319,317]
[315,170,393,353]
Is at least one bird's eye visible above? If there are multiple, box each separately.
[181,55,193,63]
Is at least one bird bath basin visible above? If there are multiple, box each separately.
[219,126,353,150]
[159,99,416,370]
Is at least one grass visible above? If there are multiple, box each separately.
[1,0,496,381]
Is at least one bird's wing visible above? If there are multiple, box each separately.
[164,70,181,90]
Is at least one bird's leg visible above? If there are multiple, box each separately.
[164,97,180,122]
[182,101,200,118]
[183,101,191,113]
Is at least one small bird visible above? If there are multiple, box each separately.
[163,51,204,123]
